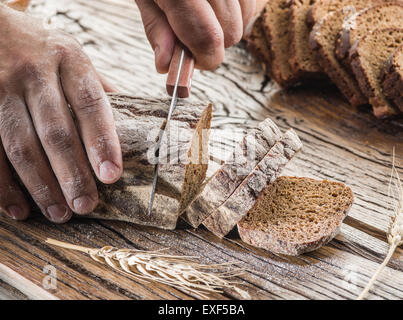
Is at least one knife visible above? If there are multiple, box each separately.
[147,43,195,216]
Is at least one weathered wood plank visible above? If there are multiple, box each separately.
[0,279,28,300]
[0,0,401,300]
[1,214,402,300]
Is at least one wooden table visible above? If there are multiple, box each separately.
[0,0,402,300]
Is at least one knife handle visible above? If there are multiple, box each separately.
[166,43,195,98]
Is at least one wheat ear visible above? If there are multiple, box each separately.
[357,148,403,300]
[46,238,251,299]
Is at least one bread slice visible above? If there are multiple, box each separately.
[245,15,273,76]
[178,105,212,213]
[262,0,300,87]
[289,0,323,79]
[382,44,403,112]
[336,3,403,67]
[203,129,303,238]
[309,7,367,106]
[237,176,354,256]
[183,118,282,227]
[306,0,389,29]
[350,28,403,118]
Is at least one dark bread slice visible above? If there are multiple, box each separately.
[262,0,300,88]
[309,7,367,106]
[237,176,354,256]
[382,44,403,112]
[245,15,273,76]
[203,129,302,238]
[289,0,324,79]
[336,3,403,67]
[183,119,282,227]
[307,0,392,29]
[350,28,403,118]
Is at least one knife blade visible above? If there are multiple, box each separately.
[147,44,195,216]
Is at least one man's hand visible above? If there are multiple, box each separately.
[135,0,256,73]
[0,5,123,223]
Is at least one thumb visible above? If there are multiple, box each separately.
[135,0,175,74]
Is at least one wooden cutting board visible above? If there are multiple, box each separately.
[0,0,402,300]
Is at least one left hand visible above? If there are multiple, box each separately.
[135,0,256,73]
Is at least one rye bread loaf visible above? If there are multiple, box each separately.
[262,0,300,87]
[245,15,273,76]
[237,176,354,256]
[183,119,282,228]
[306,0,390,29]
[336,3,403,67]
[381,44,403,112]
[289,0,324,79]
[203,129,303,238]
[85,94,212,229]
[350,28,403,118]
[309,7,367,106]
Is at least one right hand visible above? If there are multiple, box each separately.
[135,0,256,73]
[0,5,123,223]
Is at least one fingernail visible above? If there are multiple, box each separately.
[46,204,71,223]
[73,195,96,214]
[99,160,120,183]
[7,205,24,220]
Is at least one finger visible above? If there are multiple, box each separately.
[59,47,123,185]
[0,94,72,223]
[153,0,225,70]
[239,0,256,31]
[135,0,175,73]
[98,73,119,93]
[0,142,30,220]
[24,71,99,215]
[207,0,243,48]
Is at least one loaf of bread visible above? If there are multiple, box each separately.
[237,176,354,256]
[289,0,324,79]
[183,118,282,227]
[336,4,403,68]
[382,44,403,112]
[85,94,212,229]
[203,129,303,238]
[350,28,403,118]
[309,6,367,106]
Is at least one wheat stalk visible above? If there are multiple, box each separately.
[357,148,403,300]
[45,238,251,299]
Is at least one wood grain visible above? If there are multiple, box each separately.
[0,0,402,300]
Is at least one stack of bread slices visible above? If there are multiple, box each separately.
[246,0,403,119]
